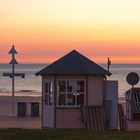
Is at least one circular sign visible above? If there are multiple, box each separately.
[126,72,139,86]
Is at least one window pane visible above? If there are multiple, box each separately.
[49,83,53,93]
[49,94,53,105]
[58,81,66,92]
[77,94,84,105]
[67,94,75,105]
[45,82,53,93]
[67,80,75,92]
[77,81,85,92]
[58,94,66,105]
[45,83,49,93]
[45,94,48,104]
[45,94,53,105]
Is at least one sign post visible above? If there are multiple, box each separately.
[126,72,139,120]
[3,45,25,117]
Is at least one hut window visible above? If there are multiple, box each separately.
[57,80,85,107]
[77,81,85,92]
[58,94,66,105]
[58,81,66,92]
[58,81,66,105]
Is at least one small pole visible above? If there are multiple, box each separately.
[107,57,111,72]
[12,58,15,117]
[131,85,134,121]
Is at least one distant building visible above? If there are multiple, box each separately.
[36,50,118,130]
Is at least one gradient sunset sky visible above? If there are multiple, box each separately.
[1,0,140,64]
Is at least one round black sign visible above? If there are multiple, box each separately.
[126,72,139,86]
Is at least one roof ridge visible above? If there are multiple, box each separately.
[35,50,111,76]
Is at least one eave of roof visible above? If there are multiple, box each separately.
[35,50,111,76]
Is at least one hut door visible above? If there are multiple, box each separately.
[43,80,54,128]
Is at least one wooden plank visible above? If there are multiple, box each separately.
[95,107,99,131]
[118,104,127,131]
[135,93,139,112]
[85,106,89,129]
[95,107,100,130]
[134,93,138,113]
[96,106,101,130]
[90,106,95,131]
[92,107,98,131]
[118,104,123,130]
[80,105,84,122]
[3,73,25,78]
[99,107,105,131]
[80,106,106,131]
[138,93,140,112]
[96,107,101,131]
[87,106,92,130]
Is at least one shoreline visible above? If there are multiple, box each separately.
[0,92,41,97]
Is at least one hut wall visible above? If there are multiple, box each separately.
[43,76,55,81]
[88,76,104,106]
[56,108,85,128]
[56,75,86,80]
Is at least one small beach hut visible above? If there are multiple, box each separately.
[36,50,118,130]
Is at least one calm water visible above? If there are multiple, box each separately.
[0,64,140,97]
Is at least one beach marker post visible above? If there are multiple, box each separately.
[107,57,111,72]
[3,45,25,117]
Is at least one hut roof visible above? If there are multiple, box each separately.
[36,50,111,76]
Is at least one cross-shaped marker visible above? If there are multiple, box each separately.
[3,45,25,117]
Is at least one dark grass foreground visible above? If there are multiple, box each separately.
[0,129,140,140]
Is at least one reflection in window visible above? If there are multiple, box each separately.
[77,94,84,105]
[67,80,75,92]
[77,81,85,92]
[58,81,66,92]
[45,94,52,105]
[45,83,53,93]
[58,94,66,105]
[67,94,75,105]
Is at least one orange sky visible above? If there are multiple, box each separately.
[1,0,140,64]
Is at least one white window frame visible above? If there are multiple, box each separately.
[57,79,86,107]
[44,80,54,106]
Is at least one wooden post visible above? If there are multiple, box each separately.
[107,57,111,72]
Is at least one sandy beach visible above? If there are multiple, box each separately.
[0,93,42,129]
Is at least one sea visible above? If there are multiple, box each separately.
[0,64,140,97]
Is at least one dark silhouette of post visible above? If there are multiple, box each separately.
[3,45,25,117]
[107,57,111,72]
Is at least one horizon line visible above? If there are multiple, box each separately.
[1,63,140,65]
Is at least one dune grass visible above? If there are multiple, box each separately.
[0,129,140,140]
